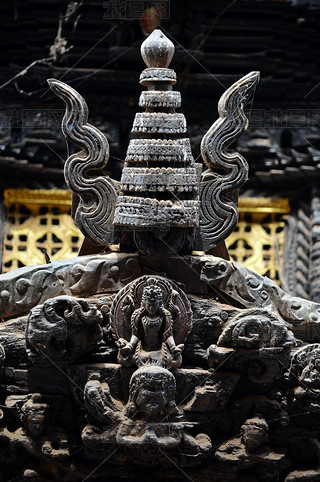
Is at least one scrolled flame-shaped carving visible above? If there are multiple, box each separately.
[198,71,260,251]
[26,295,103,366]
[47,79,119,245]
[217,309,296,349]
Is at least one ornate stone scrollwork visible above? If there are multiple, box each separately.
[0,343,6,374]
[5,22,320,481]
[47,79,119,246]
[289,344,320,416]
[26,296,103,366]
[196,71,260,251]
[216,309,296,349]
[201,256,320,341]
[208,308,295,387]
[0,253,140,321]
[109,275,192,368]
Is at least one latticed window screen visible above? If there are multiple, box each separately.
[225,197,290,284]
[2,189,82,272]
[1,190,290,283]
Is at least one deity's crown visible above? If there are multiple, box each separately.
[129,365,176,389]
[142,284,163,302]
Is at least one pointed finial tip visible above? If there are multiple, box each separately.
[141,29,175,68]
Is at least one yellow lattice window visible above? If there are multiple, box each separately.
[226,197,290,284]
[2,189,83,272]
[1,191,290,283]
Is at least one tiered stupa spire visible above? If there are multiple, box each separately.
[113,29,200,233]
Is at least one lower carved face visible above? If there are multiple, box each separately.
[135,384,168,417]
[26,410,47,436]
[129,366,176,420]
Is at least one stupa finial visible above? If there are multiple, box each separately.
[141,29,174,68]
[48,31,259,256]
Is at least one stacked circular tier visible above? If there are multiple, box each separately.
[114,30,200,230]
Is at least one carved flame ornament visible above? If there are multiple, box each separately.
[47,78,119,246]
[48,29,258,255]
[198,70,259,250]
[2,27,320,482]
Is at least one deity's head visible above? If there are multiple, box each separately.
[21,393,49,437]
[241,416,268,453]
[128,366,176,419]
[141,284,163,316]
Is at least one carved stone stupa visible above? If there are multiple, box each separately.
[114,29,200,256]
[0,29,318,481]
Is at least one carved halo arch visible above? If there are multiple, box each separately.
[109,275,193,346]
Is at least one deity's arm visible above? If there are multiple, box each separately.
[126,334,139,350]
[131,308,144,333]
[162,309,174,342]
[41,433,70,460]
[162,310,184,357]
[166,335,177,352]
[120,308,143,352]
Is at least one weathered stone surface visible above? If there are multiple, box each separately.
[196,71,260,251]
[47,78,119,246]
[119,167,198,193]
[114,197,199,228]
[2,26,320,482]
[26,296,103,367]
[125,138,194,164]
[139,90,181,108]
[0,252,140,320]
[201,255,320,340]
[139,67,177,85]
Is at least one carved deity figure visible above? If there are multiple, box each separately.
[118,284,184,368]
[240,415,269,453]
[117,366,185,449]
[0,394,69,461]
[83,372,122,424]
[215,414,286,473]
[82,366,183,454]
[125,365,181,422]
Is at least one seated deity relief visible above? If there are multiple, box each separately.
[81,364,211,465]
[109,275,192,369]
